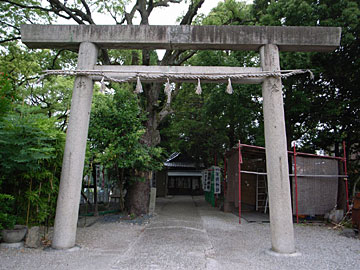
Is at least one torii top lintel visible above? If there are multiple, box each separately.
[21,25,341,52]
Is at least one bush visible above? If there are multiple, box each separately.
[0,72,16,118]
[0,106,65,226]
[0,193,16,230]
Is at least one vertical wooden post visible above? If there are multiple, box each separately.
[52,42,98,249]
[260,44,296,255]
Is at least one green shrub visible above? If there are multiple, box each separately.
[0,106,65,227]
[0,72,16,118]
[0,193,16,230]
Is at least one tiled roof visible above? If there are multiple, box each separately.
[164,152,204,168]
[164,161,197,168]
[165,152,180,162]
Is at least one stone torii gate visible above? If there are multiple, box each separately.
[21,25,341,254]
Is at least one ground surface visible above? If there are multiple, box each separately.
[0,196,359,270]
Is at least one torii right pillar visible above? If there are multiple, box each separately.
[260,44,296,255]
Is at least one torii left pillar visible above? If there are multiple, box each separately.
[52,42,98,249]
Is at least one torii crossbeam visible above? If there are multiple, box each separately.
[21,25,341,255]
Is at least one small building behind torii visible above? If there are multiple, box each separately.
[156,152,204,197]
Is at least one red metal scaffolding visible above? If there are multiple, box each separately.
[223,156,227,196]
[227,142,349,224]
[293,144,299,224]
[238,140,242,224]
[342,141,350,212]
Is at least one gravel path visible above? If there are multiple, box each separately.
[0,222,145,270]
[0,196,359,270]
[195,196,360,270]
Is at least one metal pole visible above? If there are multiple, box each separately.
[238,140,242,224]
[240,143,343,160]
[293,144,299,224]
[93,165,98,216]
[214,154,217,207]
[224,156,227,196]
[343,141,349,211]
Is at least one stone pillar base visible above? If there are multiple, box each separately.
[265,249,301,257]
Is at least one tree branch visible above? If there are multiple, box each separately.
[48,0,95,24]
[175,50,197,65]
[161,49,197,66]
[17,75,40,87]
[80,0,92,17]
[180,0,205,25]
[138,0,149,25]
[100,49,111,65]
[1,0,52,12]
[153,0,182,8]
[161,50,174,65]
[47,1,84,24]
[124,2,139,25]
[50,49,65,69]
[161,50,182,65]
[0,20,20,32]
[147,0,154,14]
[53,13,72,20]
[108,9,121,24]
[0,36,21,44]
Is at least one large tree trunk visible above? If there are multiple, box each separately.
[126,171,152,215]
[126,83,161,215]
[116,167,125,211]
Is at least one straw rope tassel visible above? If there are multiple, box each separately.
[100,77,106,93]
[164,78,172,104]
[226,78,233,94]
[195,78,202,95]
[309,70,314,80]
[135,77,143,94]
